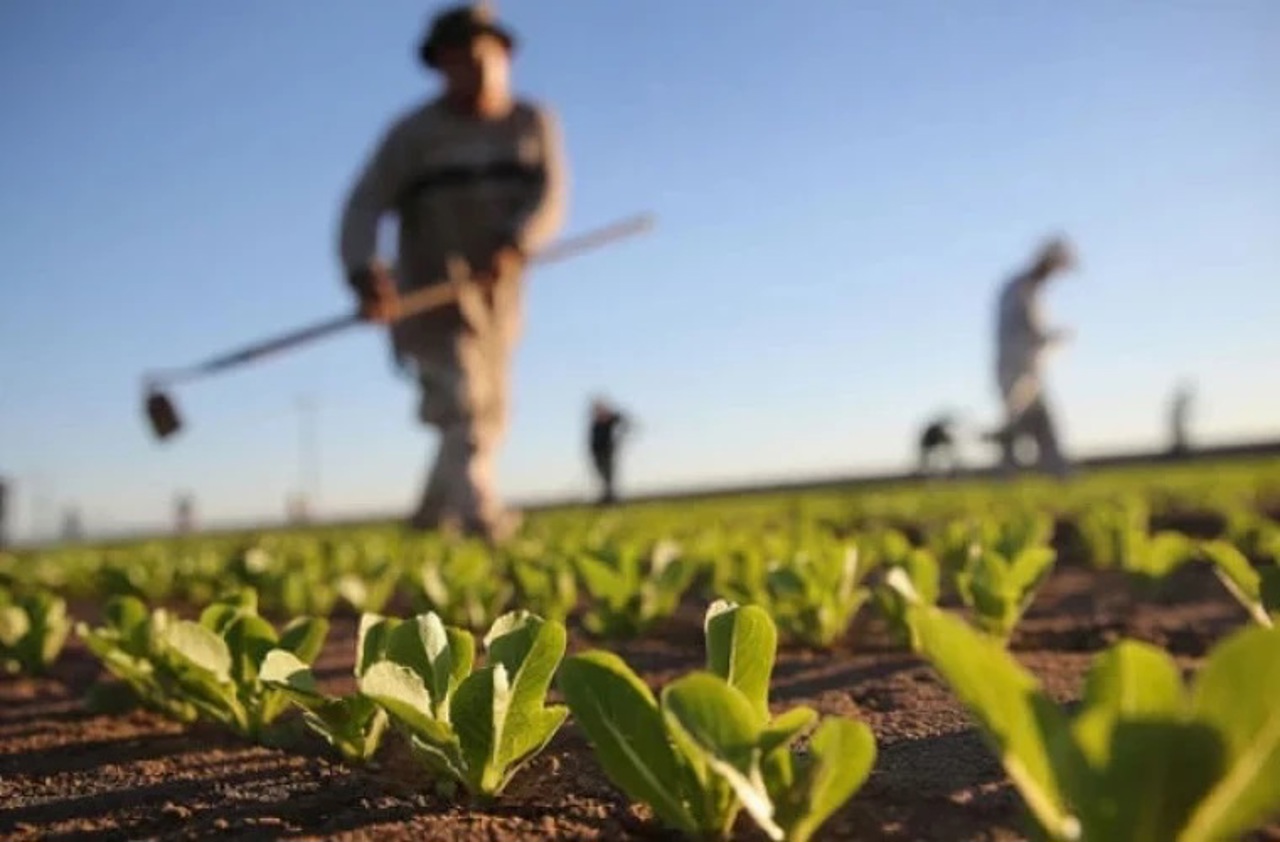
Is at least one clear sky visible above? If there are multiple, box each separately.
[2,1,1277,540]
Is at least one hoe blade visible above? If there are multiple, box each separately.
[145,389,182,440]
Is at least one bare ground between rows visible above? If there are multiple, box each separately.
[2,561,1278,840]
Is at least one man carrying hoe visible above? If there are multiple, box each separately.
[338,4,567,542]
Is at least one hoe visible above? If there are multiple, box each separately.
[143,213,654,441]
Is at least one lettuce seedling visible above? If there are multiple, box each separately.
[575,539,696,638]
[78,595,201,722]
[560,601,876,841]
[0,587,70,675]
[509,554,578,624]
[81,590,328,740]
[259,612,395,763]
[358,609,567,799]
[954,544,1056,642]
[1201,539,1279,628]
[873,548,940,650]
[408,541,513,630]
[906,601,1280,842]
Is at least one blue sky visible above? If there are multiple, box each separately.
[2,1,1277,540]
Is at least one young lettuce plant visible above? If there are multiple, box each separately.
[1077,498,1196,586]
[905,600,1280,842]
[0,587,70,675]
[79,589,329,740]
[1201,539,1279,628]
[358,609,567,799]
[575,539,697,638]
[759,545,872,649]
[259,612,396,763]
[953,542,1056,643]
[873,548,940,651]
[509,553,578,624]
[408,541,513,630]
[559,601,876,841]
[78,595,202,721]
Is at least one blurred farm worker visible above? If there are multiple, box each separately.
[1169,380,1196,456]
[918,415,961,476]
[991,236,1076,477]
[337,4,567,542]
[588,398,631,506]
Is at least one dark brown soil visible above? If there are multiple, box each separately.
[2,556,1278,841]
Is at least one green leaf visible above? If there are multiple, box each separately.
[1181,625,1280,842]
[909,605,1077,839]
[279,616,329,663]
[0,605,28,649]
[662,672,775,839]
[705,600,777,723]
[483,612,569,777]
[386,613,472,717]
[259,649,322,699]
[559,651,699,835]
[162,620,233,683]
[359,661,458,748]
[1202,541,1272,627]
[356,613,399,677]
[774,717,877,842]
[1069,643,1220,842]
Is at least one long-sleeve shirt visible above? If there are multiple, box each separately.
[995,273,1057,407]
[338,97,567,346]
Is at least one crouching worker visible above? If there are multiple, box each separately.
[337,4,567,541]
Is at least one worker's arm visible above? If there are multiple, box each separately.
[338,120,411,320]
[502,105,568,258]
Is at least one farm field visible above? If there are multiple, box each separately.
[3,458,1280,841]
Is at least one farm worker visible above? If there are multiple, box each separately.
[337,4,567,541]
[992,237,1075,477]
[588,397,631,506]
[1169,379,1195,456]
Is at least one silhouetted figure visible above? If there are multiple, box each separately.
[1170,380,1195,456]
[61,507,83,543]
[174,492,196,534]
[918,416,961,476]
[991,236,1076,477]
[589,399,630,506]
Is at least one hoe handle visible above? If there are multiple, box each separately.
[159,214,654,386]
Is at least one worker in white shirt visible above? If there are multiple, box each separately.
[992,237,1076,476]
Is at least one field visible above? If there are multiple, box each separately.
[3,459,1280,841]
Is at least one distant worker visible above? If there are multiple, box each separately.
[174,492,196,534]
[1170,380,1195,456]
[918,414,961,476]
[337,4,567,542]
[589,398,631,505]
[61,507,83,543]
[991,236,1076,477]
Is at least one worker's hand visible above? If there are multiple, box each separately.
[349,264,401,324]
[476,243,526,287]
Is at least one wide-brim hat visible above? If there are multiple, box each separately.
[419,3,517,69]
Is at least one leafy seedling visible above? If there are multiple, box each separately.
[359,609,567,799]
[260,612,398,763]
[0,587,70,675]
[560,601,876,841]
[906,601,1280,842]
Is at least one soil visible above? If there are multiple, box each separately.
[3,532,1280,841]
